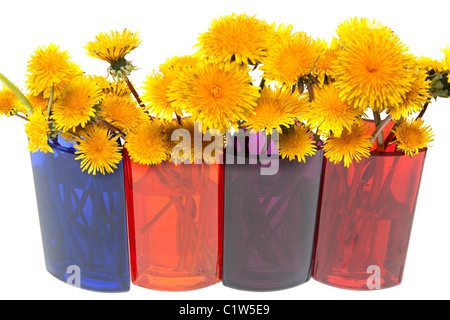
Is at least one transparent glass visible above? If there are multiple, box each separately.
[222,132,324,291]
[30,137,130,292]
[312,149,428,290]
[124,151,224,291]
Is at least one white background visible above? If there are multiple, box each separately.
[1,0,449,301]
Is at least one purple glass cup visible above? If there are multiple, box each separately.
[222,131,324,291]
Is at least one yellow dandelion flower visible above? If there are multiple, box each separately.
[261,25,321,88]
[91,75,132,99]
[392,118,434,157]
[306,83,363,137]
[141,69,180,121]
[388,70,432,120]
[442,46,450,71]
[92,76,132,98]
[26,93,49,114]
[417,56,445,73]
[279,126,317,162]
[164,118,201,164]
[178,118,205,163]
[26,44,83,98]
[109,80,133,97]
[85,29,141,63]
[125,120,169,165]
[25,111,53,154]
[159,55,200,74]
[337,17,388,45]
[141,56,199,121]
[15,104,30,116]
[75,124,122,175]
[58,131,79,144]
[89,75,112,91]
[52,77,102,131]
[246,86,309,133]
[323,123,373,167]
[334,17,413,111]
[163,119,183,143]
[313,38,341,86]
[168,61,260,132]
[85,29,141,77]
[197,13,274,65]
[16,93,49,115]
[0,85,19,116]
[99,93,148,132]
[170,117,224,164]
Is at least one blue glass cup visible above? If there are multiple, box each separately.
[30,137,130,292]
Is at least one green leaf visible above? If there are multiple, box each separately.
[0,72,33,112]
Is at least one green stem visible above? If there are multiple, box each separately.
[259,78,266,91]
[15,114,29,122]
[98,118,126,138]
[298,78,305,95]
[175,113,183,125]
[306,80,315,102]
[372,111,385,151]
[140,200,174,233]
[124,75,153,120]
[46,85,54,119]
[313,131,321,144]
[0,72,33,112]
[124,75,144,107]
[60,130,81,141]
[384,117,402,148]
[308,73,319,85]
[372,114,393,146]
[416,103,429,120]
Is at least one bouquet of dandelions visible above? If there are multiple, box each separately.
[141,14,450,168]
[0,30,149,175]
[1,15,449,176]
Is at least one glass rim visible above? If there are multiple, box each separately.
[224,148,325,161]
[369,147,428,157]
[47,139,76,155]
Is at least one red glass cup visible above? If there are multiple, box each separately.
[124,151,224,291]
[312,148,428,290]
